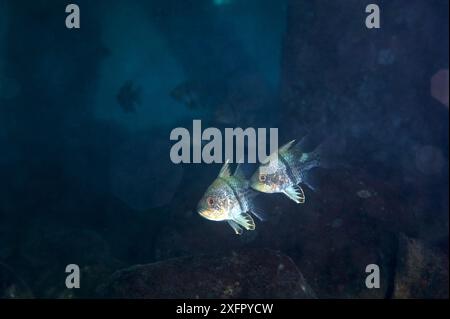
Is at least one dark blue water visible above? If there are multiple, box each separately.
[0,0,448,298]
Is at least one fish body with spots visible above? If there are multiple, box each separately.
[250,139,323,204]
[197,161,263,235]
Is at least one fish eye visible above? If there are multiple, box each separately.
[207,197,215,207]
[259,174,267,182]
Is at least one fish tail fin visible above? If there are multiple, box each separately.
[305,143,326,169]
[296,135,346,192]
[301,170,321,192]
[302,134,346,170]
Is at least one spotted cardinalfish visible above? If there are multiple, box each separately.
[197,160,264,235]
[250,139,323,204]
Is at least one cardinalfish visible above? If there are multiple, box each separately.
[170,80,203,110]
[250,139,325,204]
[116,80,142,113]
[170,80,239,124]
[197,160,265,235]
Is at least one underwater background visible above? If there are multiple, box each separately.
[0,0,448,298]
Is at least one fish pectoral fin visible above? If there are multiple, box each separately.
[234,213,256,231]
[282,185,305,204]
[227,220,243,235]
[250,209,267,222]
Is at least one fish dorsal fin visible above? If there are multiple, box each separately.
[279,140,296,155]
[233,163,246,179]
[218,159,231,178]
[261,146,283,165]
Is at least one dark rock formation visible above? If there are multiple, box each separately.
[393,235,449,299]
[281,0,449,138]
[98,249,316,299]
[276,0,449,298]
[0,262,33,298]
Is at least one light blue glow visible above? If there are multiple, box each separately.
[213,0,232,6]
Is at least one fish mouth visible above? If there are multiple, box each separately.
[197,208,216,221]
[197,207,227,221]
[250,182,271,193]
[197,207,207,217]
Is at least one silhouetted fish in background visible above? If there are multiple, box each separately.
[170,80,203,110]
[117,80,142,113]
[170,79,240,124]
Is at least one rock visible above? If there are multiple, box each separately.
[18,227,122,298]
[37,263,120,299]
[393,235,449,299]
[251,169,399,298]
[280,0,448,181]
[98,249,316,299]
[0,262,33,298]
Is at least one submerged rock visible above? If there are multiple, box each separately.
[393,235,449,299]
[19,227,122,298]
[98,249,315,299]
[0,262,33,298]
